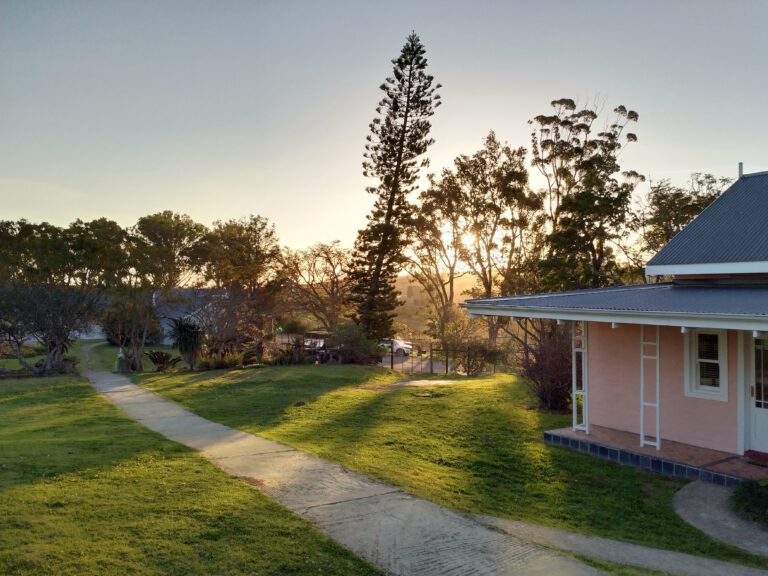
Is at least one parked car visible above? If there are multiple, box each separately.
[303,330,331,354]
[378,338,413,356]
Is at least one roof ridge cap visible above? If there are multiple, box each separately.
[742,170,768,178]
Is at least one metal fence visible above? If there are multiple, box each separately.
[378,340,511,375]
[378,341,453,374]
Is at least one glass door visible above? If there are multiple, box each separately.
[751,339,768,452]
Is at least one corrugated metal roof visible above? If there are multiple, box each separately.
[463,283,768,317]
[647,172,768,266]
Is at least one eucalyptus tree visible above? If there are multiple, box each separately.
[455,132,542,344]
[530,99,643,290]
[406,170,469,344]
[348,31,441,340]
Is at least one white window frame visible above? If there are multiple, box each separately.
[684,329,728,402]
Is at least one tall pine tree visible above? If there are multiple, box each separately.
[348,32,441,339]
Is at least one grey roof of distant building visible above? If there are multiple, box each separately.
[647,172,768,267]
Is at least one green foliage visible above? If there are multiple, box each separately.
[0,375,381,575]
[327,323,382,364]
[641,174,730,254]
[132,211,206,288]
[0,343,40,359]
[144,349,182,372]
[542,169,637,289]
[198,352,244,370]
[267,341,312,366]
[196,215,283,351]
[448,132,542,343]
[169,317,205,370]
[242,347,259,366]
[101,299,163,346]
[530,99,644,290]
[454,340,503,376]
[349,32,441,340]
[732,480,768,527]
[200,215,280,293]
[0,219,125,372]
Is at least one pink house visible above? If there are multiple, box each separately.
[463,169,768,484]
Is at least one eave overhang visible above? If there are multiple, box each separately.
[461,303,768,332]
[645,261,768,277]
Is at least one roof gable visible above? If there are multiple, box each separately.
[646,172,768,276]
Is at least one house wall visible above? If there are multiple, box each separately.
[587,322,739,454]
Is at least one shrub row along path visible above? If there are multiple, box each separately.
[83,367,767,576]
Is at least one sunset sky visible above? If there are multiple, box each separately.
[2,0,767,248]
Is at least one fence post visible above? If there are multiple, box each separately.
[390,341,394,370]
[445,348,449,375]
[429,342,433,375]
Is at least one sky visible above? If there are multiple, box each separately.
[2,0,767,249]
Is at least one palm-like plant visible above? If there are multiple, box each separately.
[144,350,182,372]
[169,317,205,370]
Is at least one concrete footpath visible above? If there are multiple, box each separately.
[674,480,768,557]
[478,516,768,576]
[83,367,768,576]
[84,368,597,576]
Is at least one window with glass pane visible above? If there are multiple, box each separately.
[757,340,767,409]
[685,329,727,400]
[696,332,720,388]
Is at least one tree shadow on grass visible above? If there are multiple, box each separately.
[265,382,462,491]
[1,376,382,576]
[456,390,767,567]
[0,375,187,494]
[136,365,401,433]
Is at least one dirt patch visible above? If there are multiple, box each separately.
[412,391,445,398]
[360,378,460,391]
[238,476,266,488]
[401,379,456,387]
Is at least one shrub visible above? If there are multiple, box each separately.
[454,340,503,376]
[196,357,213,371]
[327,323,381,364]
[520,324,572,411]
[241,348,259,366]
[732,479,768,527]
[267,341,311,366]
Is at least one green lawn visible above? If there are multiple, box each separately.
[0,374,381,575]
[71,339,176,373]
[134,362,768,569]
[0,355,45,371]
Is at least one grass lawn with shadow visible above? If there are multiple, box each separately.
[0,373,381,576]
[134,363,768,570]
